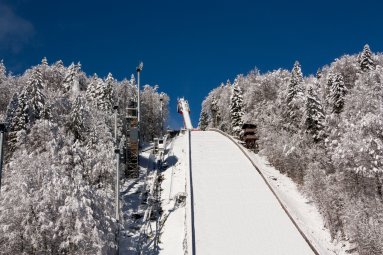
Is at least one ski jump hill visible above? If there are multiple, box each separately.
[174,98,317,254]
[187,130,316,254]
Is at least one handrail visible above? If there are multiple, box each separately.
[208,128,320,255]
[187,130,196,255]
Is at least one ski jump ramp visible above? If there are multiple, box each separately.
[177,98,193,130]
[188,131,315,255]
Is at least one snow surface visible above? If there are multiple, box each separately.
[190,131,315,255]
[159,134,189,254]
[249,153,353,255]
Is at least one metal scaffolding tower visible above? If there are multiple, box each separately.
[125,101,139,178]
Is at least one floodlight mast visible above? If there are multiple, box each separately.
[136,62,143,125]
[160,94,163,137]
[0,123,7,192]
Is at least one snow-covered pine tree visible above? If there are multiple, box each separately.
[210,95,219,127]
[101,72,115,111]
[285,61,305,129]
[54,59,64,69]
[230,80,244,136]
[86,74,97,103]
[0,60,8,116]
[305,84,325,142]
[330,73,346,114]
[63,62,81,94]
[359,44,375,72]
[198,111,209,130]
[287,61,304,104]
[41,56,48,66]
[26,68,46,123]
[316,68,322,80]
[11,90,28,131]
[130,74,136,87]
[68,96,86,141]
[0,60,5,83]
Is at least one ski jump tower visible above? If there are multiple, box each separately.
[177,98,193,130]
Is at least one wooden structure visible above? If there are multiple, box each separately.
[241,123,257,150]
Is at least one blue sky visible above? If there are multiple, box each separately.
[1,0,383,128]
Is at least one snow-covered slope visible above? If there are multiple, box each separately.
[190,131,315,255]
[159,134,189,254]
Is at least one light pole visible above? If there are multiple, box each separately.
[0,123,7,192]
[160,94,163,137]
[136,62,143,148]
[136,62,143,126]
[113,105,120,255]
[115,147,120,255]
[114,105,118,144]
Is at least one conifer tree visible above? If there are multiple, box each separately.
[0,60,6,83]
[8,91,28,151]
[68,96,86,141]
[230,81,244,136]
[305,85,325,141]
[359,44,375,72]
[63,62,81,94]
[11,91,28,131]
[41,57,48,66]
[26,68,46,122]
[86,74,98,103]
[330,73,346,114]
[198,111,209,130]
[102,72,115,111]
[285,61,305,129]
[210,96,219,127]
[54,59,64,69]
[287,61,304,104]
[130,74,136,87]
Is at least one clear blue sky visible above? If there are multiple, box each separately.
[1,0,383,128]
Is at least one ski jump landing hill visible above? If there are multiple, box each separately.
[173,98,318,254]
[188,130,318,254]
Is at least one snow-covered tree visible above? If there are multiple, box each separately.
[0,60,9,117]
[68,96,87,141]
[230,80,244,136]
[210,95,219,127]
[305,84,325,141]
[0,60,5,82]
[0,59,169,254]
[285,61,305,130]
[26,68,46,122]
[359,44,375,72]
[329,73,346,114]
[287,61,304,104]
[198,110,209,131]
[41,56,48,66]
[101,72,115,111]
[63,62,81,94]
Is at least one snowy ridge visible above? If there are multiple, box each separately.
[209,128,320,254]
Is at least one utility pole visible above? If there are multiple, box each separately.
[0,123,6,192]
